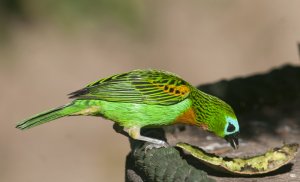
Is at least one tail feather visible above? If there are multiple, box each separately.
[16,103,83,130]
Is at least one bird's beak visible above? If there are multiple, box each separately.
[225,133,239,150]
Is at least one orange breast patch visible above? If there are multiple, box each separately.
[174,108,208,130]
[174,108,197,125]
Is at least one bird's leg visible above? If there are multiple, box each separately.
[125,126,169,148]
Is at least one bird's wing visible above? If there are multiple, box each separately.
[68,70,191,105]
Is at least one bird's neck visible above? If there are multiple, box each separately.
[190,88,216,128]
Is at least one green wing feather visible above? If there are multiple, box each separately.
[69,70,191,105]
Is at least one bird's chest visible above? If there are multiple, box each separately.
[174,107,197,125]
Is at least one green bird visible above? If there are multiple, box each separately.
[16,70,239,149]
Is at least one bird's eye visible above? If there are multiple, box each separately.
[227,123,235,132]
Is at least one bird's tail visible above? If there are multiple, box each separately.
[16,102,86,130]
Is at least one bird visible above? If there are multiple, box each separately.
[16,69,240,149]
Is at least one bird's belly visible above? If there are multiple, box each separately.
[97,99,192,128]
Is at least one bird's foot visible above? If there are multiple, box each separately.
[144,141,169,152]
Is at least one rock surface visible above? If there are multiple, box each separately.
[126,65,300,182]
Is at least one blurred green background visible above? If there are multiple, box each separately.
[1,0,299,181]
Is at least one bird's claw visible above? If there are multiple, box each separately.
[144,142,169,152]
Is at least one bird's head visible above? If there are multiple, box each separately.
[210,112,240,149]
[197,97,240,149]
